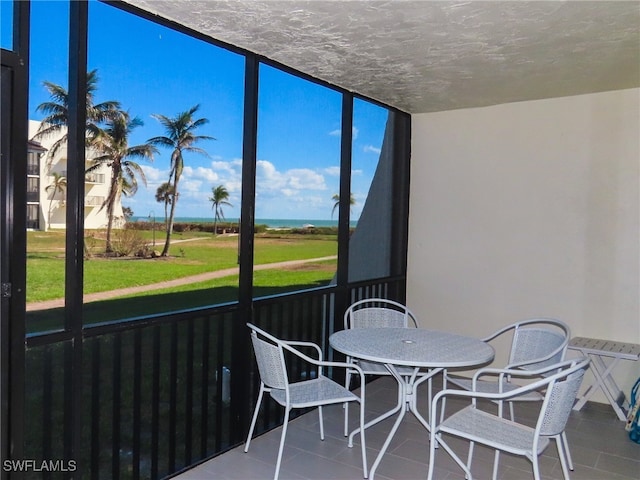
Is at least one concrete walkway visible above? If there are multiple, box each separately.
[26,255,337,311]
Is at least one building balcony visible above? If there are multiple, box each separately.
[85,172,105,184]
[84,195,104,207]
[57,171,105,184]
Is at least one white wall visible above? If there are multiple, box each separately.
[408,89,639,402]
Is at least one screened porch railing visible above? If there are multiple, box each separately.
[23,277,406,479]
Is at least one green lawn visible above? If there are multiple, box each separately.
[26,229,337,302]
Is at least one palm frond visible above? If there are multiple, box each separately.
[123,162,147,187]
[46,138,67,161]
[182,146,212,158]
[147,135,175,148]
[84,162,103,173]
[35,101,67,118]
[190,117,209,129]
[41,81,68,103]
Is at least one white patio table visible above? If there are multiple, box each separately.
[330,327,494,479]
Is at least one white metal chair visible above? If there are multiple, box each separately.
[244,323,368,480]
[444,318,570,414]
[344,298,419,379]
[443,318,571,466]
[342,298,435,434]
[428,356,590,480]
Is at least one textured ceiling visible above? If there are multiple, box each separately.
[124,0,640,113]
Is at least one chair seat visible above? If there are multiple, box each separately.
[440,406,550,455]
[447,376,544,401]
[270,375,358,408]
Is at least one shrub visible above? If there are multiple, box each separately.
[110,228,149,257]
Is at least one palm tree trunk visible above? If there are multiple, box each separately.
[164,200,169,231]
[105,204,115,253]
[161,186,178,256]
[105,173,119,253]
[47,199,54,231]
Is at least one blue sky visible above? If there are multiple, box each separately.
[0,1,12,49]
[24,0,388,221]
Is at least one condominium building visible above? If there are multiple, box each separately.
[27,119,122,231]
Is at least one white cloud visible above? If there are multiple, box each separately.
[184,165,220,183]
[141,165,169,184]
[211,159,241,176]
[287,168,326,191]
[251,160,338,217]
[181,182,203,199]
[324,166,340,176]
[256,160,286,190]
[305,194,330,209]
[224,179,242,194]
[328,126,358,139]
[363,145,381,154]
[131,156,342,220]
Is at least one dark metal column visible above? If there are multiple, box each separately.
[334,94,354,330]
[390,111,411,288]
[233,54,259,441]
[64,1,88,475]
[2,1,31,477]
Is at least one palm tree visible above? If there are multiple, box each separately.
[89,111,156,253]
[32,69,120,165]
[148,104,213,256]
[155,182,175,230]
[208,184,233,235]
[331,193,356,218]
[122,206,134,221]
[45,172,67,230]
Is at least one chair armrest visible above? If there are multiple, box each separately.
[320,361,367,395]
[282,340,323,361]
[282,342,356,371]
[472,359,574,387]
[431,375,552,425]
[281,342,366,386]
[433,357,588,427]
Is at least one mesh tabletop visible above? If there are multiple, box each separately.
[330,328,494,368]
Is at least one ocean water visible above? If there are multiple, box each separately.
[136,217,356,228]
[252,218,350,228]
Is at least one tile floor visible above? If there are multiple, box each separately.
[175,376,639,480]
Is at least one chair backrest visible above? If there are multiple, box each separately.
[248,323,288,390]
[504,318,570,370]
[344,298,418,330]
[537,357,590,437]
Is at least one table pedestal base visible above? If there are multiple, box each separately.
[348,366,442,479]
